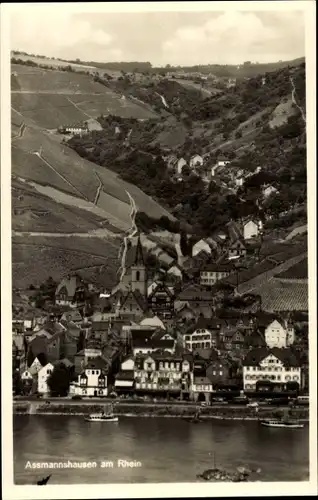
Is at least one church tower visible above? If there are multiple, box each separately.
[131,235,147,296]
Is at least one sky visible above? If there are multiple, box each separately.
[10,7,305,66]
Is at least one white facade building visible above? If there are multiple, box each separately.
[38,363,54,394]
[243,220,259,240]
[69,366,108,397]
[183,328,217,351]
[192,239,212,258]
[243,352,301,391]
[265,320,295,348]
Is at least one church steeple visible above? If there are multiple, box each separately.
[131,234,147,296]
[133,234,145,266]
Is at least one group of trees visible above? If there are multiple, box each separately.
[66,61,306,236]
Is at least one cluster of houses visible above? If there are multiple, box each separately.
[12,235,308,401]
[164,153,279,200]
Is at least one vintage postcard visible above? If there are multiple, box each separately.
[1,1,317,499]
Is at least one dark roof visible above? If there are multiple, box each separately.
[256,280,308,313]
[192,348,215,360]
[115,370,135,381]
[276,258,308,280]
[120,290,148,312]
[60,310,83,322]
[132,337,174,349]
[55,275,85,298]
[186,317,224,333]
[193,376,212,384]
[243,347,301,367]
[201,263,233,272]
[177,284,214,301]
[226,221,243,242]
[131,328,156,342]
[86,356,109,371]
[92,321,110,332]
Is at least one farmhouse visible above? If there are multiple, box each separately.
[58,124,88,136]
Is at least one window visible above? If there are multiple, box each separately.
[136,271,140,281]
[92,370,95,375]
[219,371,223,376]
[159,362,163,369]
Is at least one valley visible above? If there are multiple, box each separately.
[11,56,307,292]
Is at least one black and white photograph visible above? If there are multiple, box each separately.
[1,1,317,498]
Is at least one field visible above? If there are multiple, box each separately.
[11,64,158,123]
[11,55,97,72]
[12,179,107,233]
[12,235,121,289]
[12,125,173,223]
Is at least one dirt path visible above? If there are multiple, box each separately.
[290,76,306,123]
[12,122,26,142]
[93,171,103,205]
[65,96,94,120]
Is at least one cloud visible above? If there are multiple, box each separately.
[162,11,304,65]
[10,9,114,60]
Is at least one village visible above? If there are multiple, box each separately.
[12,225,308,404]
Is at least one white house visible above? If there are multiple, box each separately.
[167,264,183,280]
[262,185,278,198]
[192,239,212,258]
[190,376,213,402]
[211,160,230,177]
[38,363,54,394]
[243,220,259,240]
[265,320,295,348]
[30,357,44,373]
[114,356,135,392]
[177,158,187,175]
[243,349,301,391]
[189,155,204,169]
[69,357,108,397]
[182,326,218,351]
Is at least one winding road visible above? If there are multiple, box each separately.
[118,190,138,280]
[290,76,306,124]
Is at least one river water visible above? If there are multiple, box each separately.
[13,416,309,484]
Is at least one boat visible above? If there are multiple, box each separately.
[260,408,304,428]
[260,419,304,428]
[85,404,118,422]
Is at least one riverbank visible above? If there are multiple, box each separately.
[13,401,309,421]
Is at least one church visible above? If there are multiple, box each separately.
[110,235,176,320]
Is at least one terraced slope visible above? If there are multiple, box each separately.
[11,63,174,289]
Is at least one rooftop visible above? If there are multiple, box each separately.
[243,347,301,367]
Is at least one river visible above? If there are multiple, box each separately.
[13,416,308,484]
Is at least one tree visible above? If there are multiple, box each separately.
[47,366,72,397]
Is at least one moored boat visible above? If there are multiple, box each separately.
[85,403,118,422]
[260,419,304,429]
[85,413,119,422]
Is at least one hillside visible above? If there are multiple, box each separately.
[67,62,307,236]
[11,57,307,290]
[11,62,177,289]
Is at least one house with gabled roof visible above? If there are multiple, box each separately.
[55,274,87,308]
[243,347,301,391]
[69,356,109,397]
[148,282,174,319]
[115,289,148,320]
